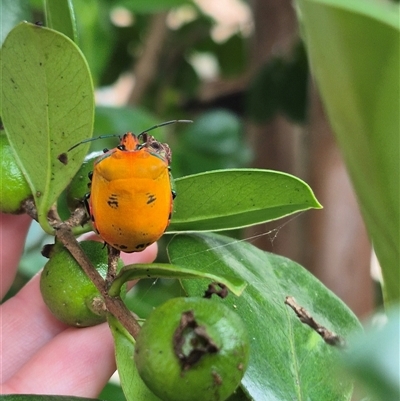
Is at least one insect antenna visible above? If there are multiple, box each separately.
[67,134,121,152]
[137,119,193,138]
[67,120,193,152]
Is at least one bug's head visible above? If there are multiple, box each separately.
[66,119,192,160]
[134,133,172,164]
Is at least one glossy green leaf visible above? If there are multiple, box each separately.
[108,314,161,401]
[1,22,94,233]
[109,263,246,298]
[168,169,322,232]
[44,0,77,42]
[0,396,101,401]
[0,0,31,46]
[342,306,400,401]
[168,233,362,401]
[296,0,400,303]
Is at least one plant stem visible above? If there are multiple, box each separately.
[55,222,142,339]
[107,244,120,284]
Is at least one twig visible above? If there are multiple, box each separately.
[21,197,37,220]
[284,296,346,348]
[106,244,120,284]
[55,223,142,339]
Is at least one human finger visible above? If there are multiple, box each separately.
[1,242,157,382]
[0,213,32,299]
[1,323,115,398]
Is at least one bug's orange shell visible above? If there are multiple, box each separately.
[89,133,173,253]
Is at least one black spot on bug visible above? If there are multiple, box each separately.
[135,243,146,250]
[172,190,177,200]
[107,194,119,209]
[118,244,128,250]
[57,153,68,165]
[146,193,156,204]
[88,171,93,181]
[103,148,109,153]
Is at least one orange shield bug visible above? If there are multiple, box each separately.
[68,120,192,252]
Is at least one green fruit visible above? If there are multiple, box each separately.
[66,151,102,210]
[0,134,32,214]
[134,297,249,401]
[40,240,124,327]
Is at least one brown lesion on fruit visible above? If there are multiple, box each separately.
[41,243,54,258]
[212,371,223,386]
[89,296,107,316]
[173,310,219,372]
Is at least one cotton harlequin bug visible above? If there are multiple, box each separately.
[68,120,192,253]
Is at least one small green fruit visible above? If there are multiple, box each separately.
[134,297,249,401]
[40,240,124,327]
[66,151,101,210]
[0,134,32,214]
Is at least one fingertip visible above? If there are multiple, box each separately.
[0,213,32,299]
[120,242,158,265]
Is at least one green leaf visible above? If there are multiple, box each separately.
[108,314,161,401]
[0,0,31,46]
[168,233,362,401]
[246,57,284,124]
[1,22,94,233]
[120,0,187,13]
[99,382,127,401]
[216,34,247,78]
[109,263,246,298]
[94,106,163,139]
[44,0,77,42]
[296,0,400,303]
[174,110,251,176]
[341,306,400,401]
[71,0,115,87]
[279,41,309,124]
[0,396,102,401]
[168,169,322,232]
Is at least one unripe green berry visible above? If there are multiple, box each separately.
[0,134,32,214]
[40,240,124,327]
[134,297,249,401]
